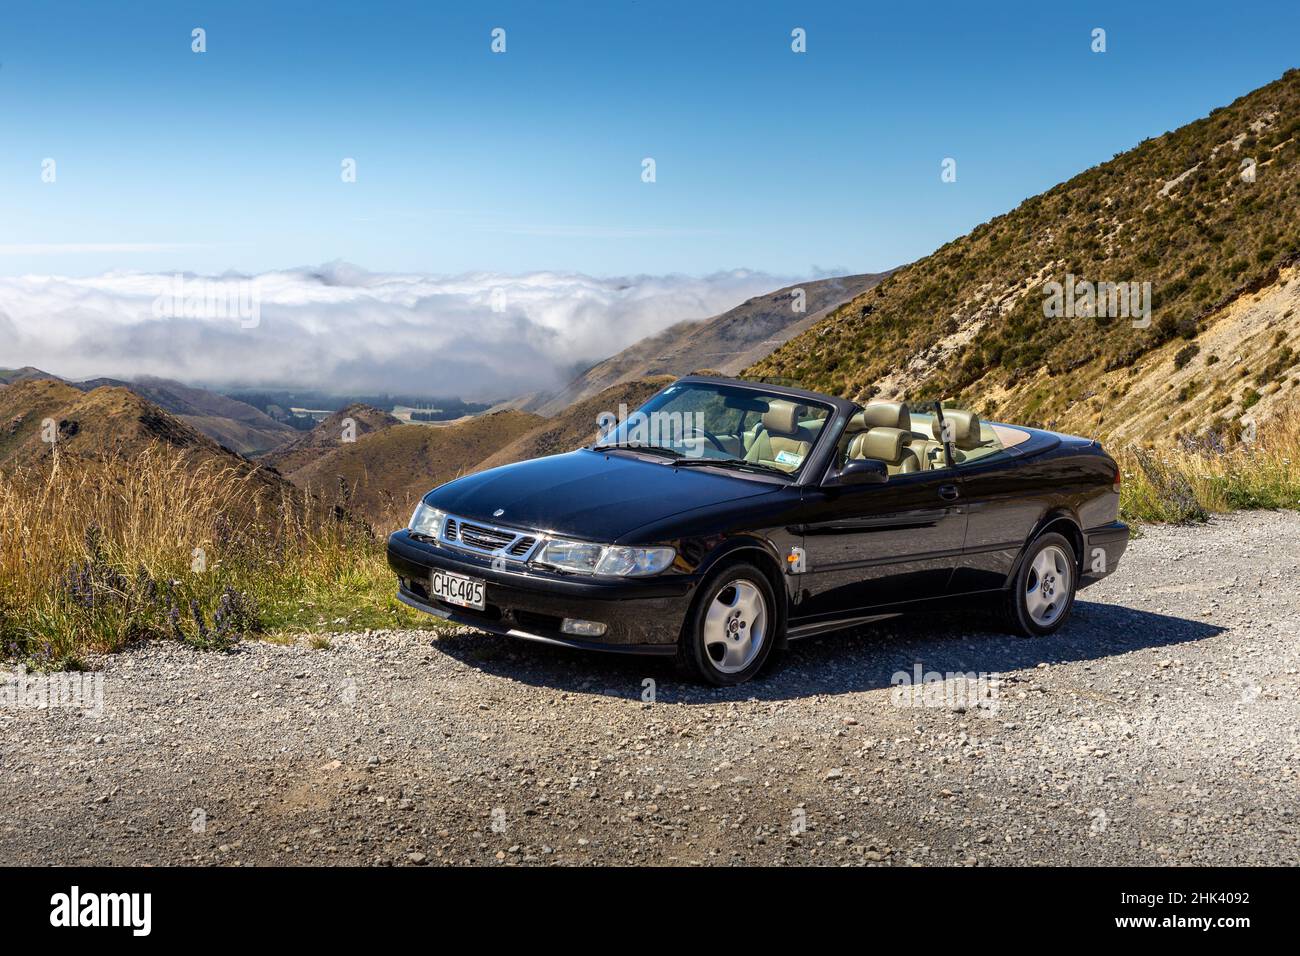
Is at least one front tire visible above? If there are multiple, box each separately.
[679,562,780,686]
[1004,532,1078,637]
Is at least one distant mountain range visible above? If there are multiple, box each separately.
[74,375,296,457]
[262,404,403,477]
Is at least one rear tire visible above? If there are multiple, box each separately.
[1004,532,1078,637]
[678,562,780,686]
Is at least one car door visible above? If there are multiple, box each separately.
[949,446,1075,593]
[792,469,968,620]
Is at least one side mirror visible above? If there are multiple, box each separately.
[824,458,888,487]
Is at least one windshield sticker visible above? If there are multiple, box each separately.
[774,450,804,466]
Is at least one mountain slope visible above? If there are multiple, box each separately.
[113,376,295,457]
[6,368,296,457]
[528,273,889,416]
[0,378,82,463]
[285,410,544,526]
[0,379,292,502]
[476,376,676,472]
[748,70,1300,445]
[0,367,62,386]
[263,404,402,479]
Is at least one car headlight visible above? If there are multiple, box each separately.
[535,538,675,577]
[409,502,446,540]
[535,538,604,573]
[595,545,676,577]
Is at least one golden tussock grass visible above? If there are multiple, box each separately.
[1118,403,1300,522]
[0,444,435,668]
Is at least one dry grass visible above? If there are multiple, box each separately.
[1118,407,1300,522]
[0,444,436,668]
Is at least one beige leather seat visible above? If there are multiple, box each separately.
[853,401,912,434]
[931,409,984,462]
[745,400,814,471]
[848,402,921,442]
[911,438,945,470]
[849,401,937,470]
[848,426,922,475]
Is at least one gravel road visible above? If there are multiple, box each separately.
[3,511,1298,866]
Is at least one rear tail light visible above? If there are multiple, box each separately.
[1112,470,1122,494]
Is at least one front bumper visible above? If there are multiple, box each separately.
[386,529,696,654]
[1079,520,1130,589]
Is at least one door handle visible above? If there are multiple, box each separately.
[938,484,960,501]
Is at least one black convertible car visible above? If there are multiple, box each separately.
[387,376,1128,685]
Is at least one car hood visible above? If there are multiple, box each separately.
[425,449,779,541]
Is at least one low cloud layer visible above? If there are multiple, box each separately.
[0,263,794,400]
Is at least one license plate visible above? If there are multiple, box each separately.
[429,569,486,611]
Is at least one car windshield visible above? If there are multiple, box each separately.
[594,381,833,477]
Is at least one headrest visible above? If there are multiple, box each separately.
[931,409,982,449]
[762,400,805,436]
[855,401,911,433]
[849,426,906,464]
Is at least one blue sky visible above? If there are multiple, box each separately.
[2,0,1298,279]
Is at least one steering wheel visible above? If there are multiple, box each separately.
[681,423,729,454]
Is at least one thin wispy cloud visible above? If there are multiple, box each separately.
[473,224,726,240]
[0,243,202,256]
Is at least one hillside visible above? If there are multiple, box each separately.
[267,376,679,528]
[4,367,296,457]
[285,409,544,527]
[0,378,291,503]
[0,379,83,464]
[476,376,676,471]
[1,379,211,466]
[100,376,295,457]
[264,404,402,479]
[0,367,60,386]
[0,382,411,665]
[526,274,888,416]
[748,69,1300,446]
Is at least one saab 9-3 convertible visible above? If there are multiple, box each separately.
[388,376,1128,685]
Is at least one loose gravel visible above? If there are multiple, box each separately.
[2,511,1298,866]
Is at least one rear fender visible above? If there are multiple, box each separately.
[1005,510,1083,588]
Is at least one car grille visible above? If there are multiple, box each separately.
[439,514,540,562]
[453,521,512,550]
[507,537,536,557]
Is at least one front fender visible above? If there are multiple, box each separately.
[683,531,795,649]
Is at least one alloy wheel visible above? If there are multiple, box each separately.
[1024,544,1072,627]
[702,579,768,674]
